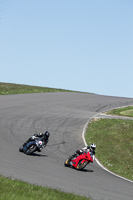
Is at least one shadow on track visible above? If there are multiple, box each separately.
[81,169,94,173]
[66,166,94,173]
[29,153,48,157]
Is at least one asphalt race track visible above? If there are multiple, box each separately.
[0,92,133,200]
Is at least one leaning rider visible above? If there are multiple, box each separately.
[25,131,50,152]
[76,143,96,161]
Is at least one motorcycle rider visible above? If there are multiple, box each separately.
[76,143,96,162]
[24,131,50,152]
[68,143,96,167]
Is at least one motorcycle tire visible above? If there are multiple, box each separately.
[64,157,71,167]
[26,144,37,155]
[64,155,74,167]
[76,160,88,170]
[19,145,24,152]
[64,154,77,167]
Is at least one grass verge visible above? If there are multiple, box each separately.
[106,106,133,117]
[0,175,90,200]
[0,82,77,95]
[85,118,133,181]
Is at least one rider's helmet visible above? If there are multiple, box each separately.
[44,131,50,138]
[90,143,96,151]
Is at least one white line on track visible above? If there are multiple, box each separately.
[82,107,133,184]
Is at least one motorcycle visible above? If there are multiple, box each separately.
[64,151,94,170]
[19,138,44,155]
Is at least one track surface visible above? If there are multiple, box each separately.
[0,92,133,200]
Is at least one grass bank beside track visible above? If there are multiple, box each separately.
[0,82,79,95]
[0,175,90,200]
[106,105,133,118]
[85,106,133,181]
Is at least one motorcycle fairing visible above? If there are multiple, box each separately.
[23,141,36,153]
[71,152,93,168]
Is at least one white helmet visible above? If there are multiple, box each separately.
[90,143,96,150]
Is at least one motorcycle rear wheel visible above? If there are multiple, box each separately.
[26,144,37,155]
[76,160,88,170]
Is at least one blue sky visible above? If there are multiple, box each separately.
[0,0,133,98]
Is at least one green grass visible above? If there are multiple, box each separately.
[85,118,133,181]
[0,175,90,200]
[106,106,133,117]
[0,82,78,95]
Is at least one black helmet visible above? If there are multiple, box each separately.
[44,131,50,138]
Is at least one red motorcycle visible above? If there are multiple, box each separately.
[64,151,94,170]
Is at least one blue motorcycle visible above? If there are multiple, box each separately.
[19,138,44,155]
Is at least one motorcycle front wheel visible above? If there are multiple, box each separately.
[76,160,88,170]
[26,144,37,155]
[64,156,72,167]
[19,145,24,152]
[64,154,77,167]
